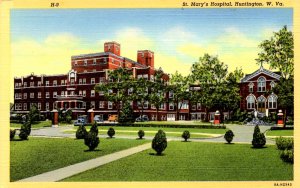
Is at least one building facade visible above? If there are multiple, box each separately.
[13,41,281,121]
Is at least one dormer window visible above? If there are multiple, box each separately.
[248,82,254,92]
[257,76,266,92]
[270,81,276,90]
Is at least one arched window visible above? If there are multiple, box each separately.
[268,94,278,109]
[270,81,276,90]
[257,76,266,92]
[248,82,254,92]
[246,95,256,109]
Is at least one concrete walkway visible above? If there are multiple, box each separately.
[17,142,152,182]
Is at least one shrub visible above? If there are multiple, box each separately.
[181,130,190,142]
[10,129,16,141]
[280,149,294,164]
[138,130,145,139]
[84,132,100,151]
[224,130,234,143]
[19,121,31,140]
[66,115,72,124]
[107,127,115,138]
[76,124,87,139]
[118,102,135,123]
[275,137,293,150]
[84,122,100,151]
[252,125,266,148]
[152,130,167,155]
[90,122,99,135]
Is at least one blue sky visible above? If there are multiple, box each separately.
[11,8,293,77]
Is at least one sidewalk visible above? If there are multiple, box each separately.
[17,142,152,182]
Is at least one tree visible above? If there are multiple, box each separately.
[28,104,40,123]
[256,26,294,126]
[95,68,133,119]
[152,130,167,155]
[118,101,135,124]
[84,123,99,151]
[168,71,190,121]
[76,124,87,139]
[190,54,234,121]
[181,130,190,142]
[132,77,150,119]
[252,125,266,148]
[148,69,167,121]
[272,76,294,126]
[224,130,235,144]
[256,26,293,80]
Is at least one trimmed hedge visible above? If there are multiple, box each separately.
[275,137,293,150]
[138,130,145,139]
[181,130,190,142]
[270,126,294,130]
[224,130,234,144]
[96,123,226,129]
[152,130,167,155]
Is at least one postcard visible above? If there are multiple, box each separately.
[0,0,298,188]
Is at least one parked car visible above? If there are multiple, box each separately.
[108,114,118,122]
[74,115,88,126]
[94,115,103,124]
[136,115,149,122]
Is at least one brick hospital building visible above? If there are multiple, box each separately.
[13,41,281,121]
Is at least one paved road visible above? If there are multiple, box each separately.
[30,124,275,144]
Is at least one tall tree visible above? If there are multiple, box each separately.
[148,69,167,121]
[132,77,150,119]
[191,54,228,120]
[168,71,190,121]
[256,26,294,126]
[94,68,133,118]
[256,25,293,79]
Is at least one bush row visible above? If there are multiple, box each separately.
[270,126,294,130]
[93,123,226,129]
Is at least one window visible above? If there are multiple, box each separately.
[169,91,174,98]
[83,102,86,108]
[257,77,266,92]
[91,101,95,108]
[53,102,57,109]
[197,103,201,110]
[24,82,27,87]
[70,79,75,85]
[15,103,22,110]
[91,90,95,97]
[268,94,278,109]
[79,90,82,96]
[246,95,255,109]
[23,93,27,99]
[38,81,42,86]
[46,103,49,110]
[93,59,97,65]
[30,93,34,98]
[46,81,49,86]
[151,104,156,109]
[53,80,57,86]
[83,90,86,97]
[99,77,105,83]
[23,103,27,110]
[108,101,113,109]
[257,95,266,109]
[128,88,133,95]
[179,101,189,109]
[143,101,149,109]
[169,102,174,110]
[79,79,82,85]
[61,91,64,96]
[270,81,276,90]
[248,82,254,92]
[15,83,18,88]
[91,78,95,84]
[83,78,86,84]
[99,91,104,96]
[192,104,196,110]
[30,82,34,87]
[46,92,50,98]
[53,92,57,98]
[38,92,41,98]
[38,103,41,110]
[84,60,87,66]
[15,93,20,99]
[61,80,65,85]
[159,103,165,110]
[99,101,105,108]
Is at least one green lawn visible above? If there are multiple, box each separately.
[63,141,293,181]
[266,130,294,136]
[10,137,149,181]
[64,126,226,138]
[10,120,72,129]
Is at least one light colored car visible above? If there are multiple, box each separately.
[94,115,103,124]
[108,114,118,122]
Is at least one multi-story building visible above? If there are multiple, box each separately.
[13,41,282,122]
